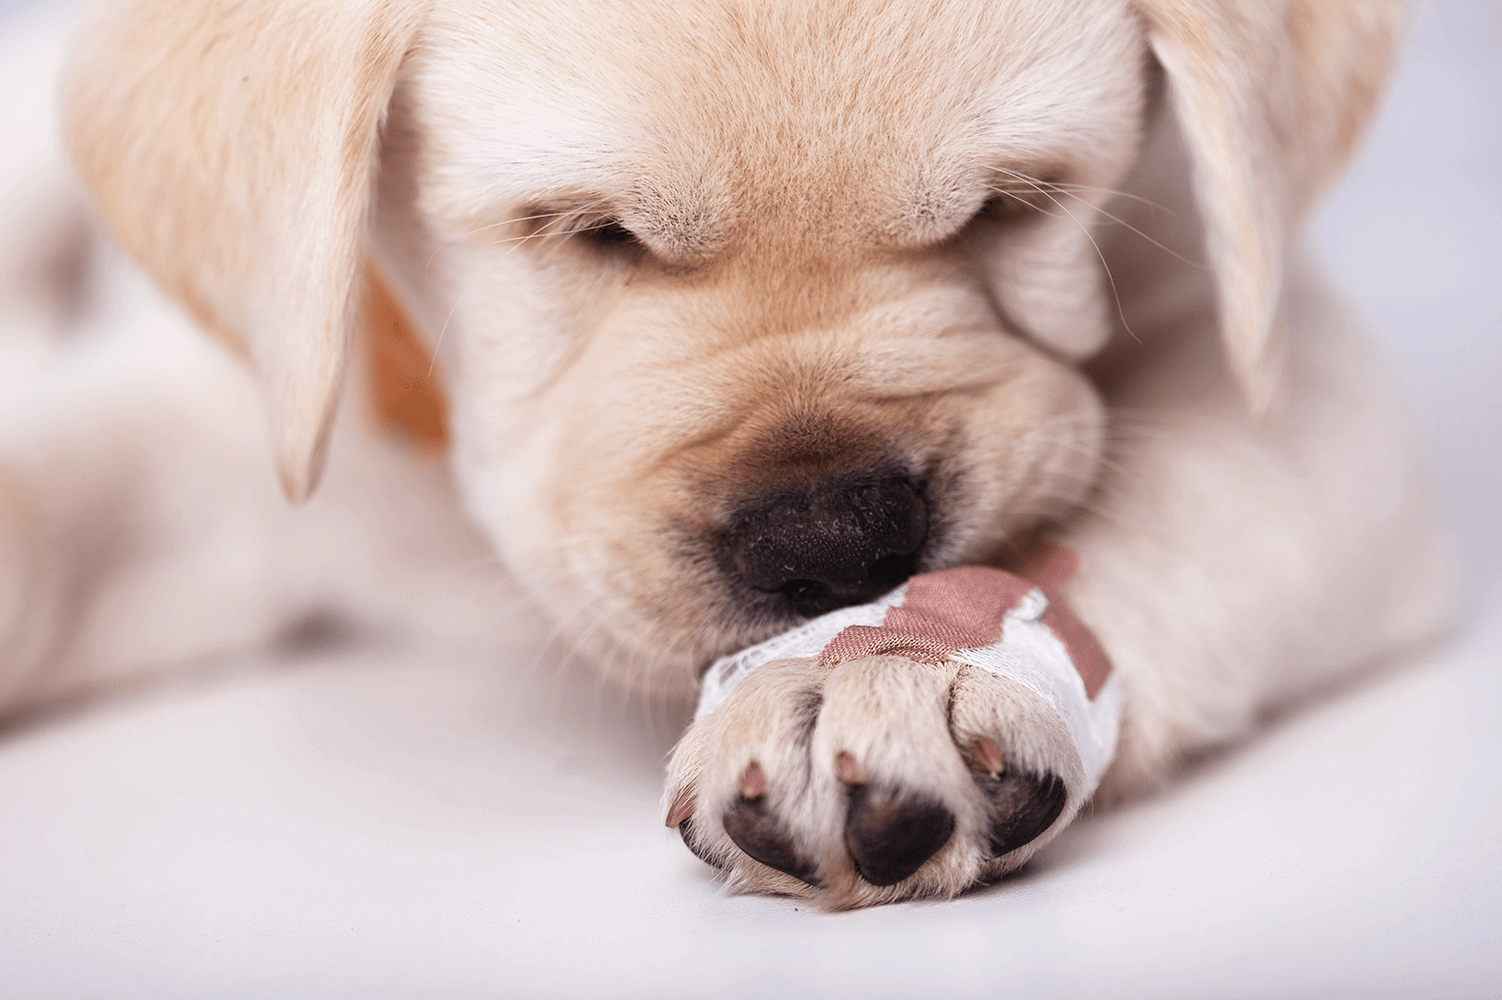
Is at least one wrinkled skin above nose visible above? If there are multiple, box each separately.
[722,470,928,617]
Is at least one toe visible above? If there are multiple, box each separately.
[665,659,831,890]
[949,664,1085,866]
[813,656,988,895]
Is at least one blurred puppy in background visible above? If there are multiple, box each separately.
[0,0,1449,908]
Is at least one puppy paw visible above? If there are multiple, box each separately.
[665,652,1090,908]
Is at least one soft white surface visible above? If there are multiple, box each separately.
[3,1,1501,997]
[2,594,1499,999]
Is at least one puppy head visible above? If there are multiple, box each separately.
[63,0,1404,692]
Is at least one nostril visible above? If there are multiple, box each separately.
[866,552,917,586]
[778,579,832,605]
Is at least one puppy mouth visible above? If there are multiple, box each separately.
[717,466,934,620]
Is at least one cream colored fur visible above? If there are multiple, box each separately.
[0,0,1450,908]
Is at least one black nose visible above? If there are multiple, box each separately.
[723,472,928,617]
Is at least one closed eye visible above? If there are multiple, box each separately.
[508,200,648,256]
[974,189,1052,224]
[578,217,643,249]
[971,168,1070,227]
[976,195,1024,222]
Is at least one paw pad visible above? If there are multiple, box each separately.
[843,785,956,886]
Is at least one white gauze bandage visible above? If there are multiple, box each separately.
[695,547,1122,795]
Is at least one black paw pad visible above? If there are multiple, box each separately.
[979,770,1067,858]
[843,785,955,886]
[722,796,821,887]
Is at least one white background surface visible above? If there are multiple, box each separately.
[1,1,1500,997]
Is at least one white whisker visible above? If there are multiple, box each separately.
[989,166,1141,344]
[1032,184,1203,270]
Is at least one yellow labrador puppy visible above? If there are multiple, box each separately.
[0,0,1450,908]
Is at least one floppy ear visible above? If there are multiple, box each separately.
[1137,0,1406,413]
[62,0,431,501]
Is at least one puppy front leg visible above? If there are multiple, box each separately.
[0,334,283,719]
[1063,271,1454,800]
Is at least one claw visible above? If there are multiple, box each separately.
[665,789,696,828]
[738,761,767,799]
[972,737,1005,777]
